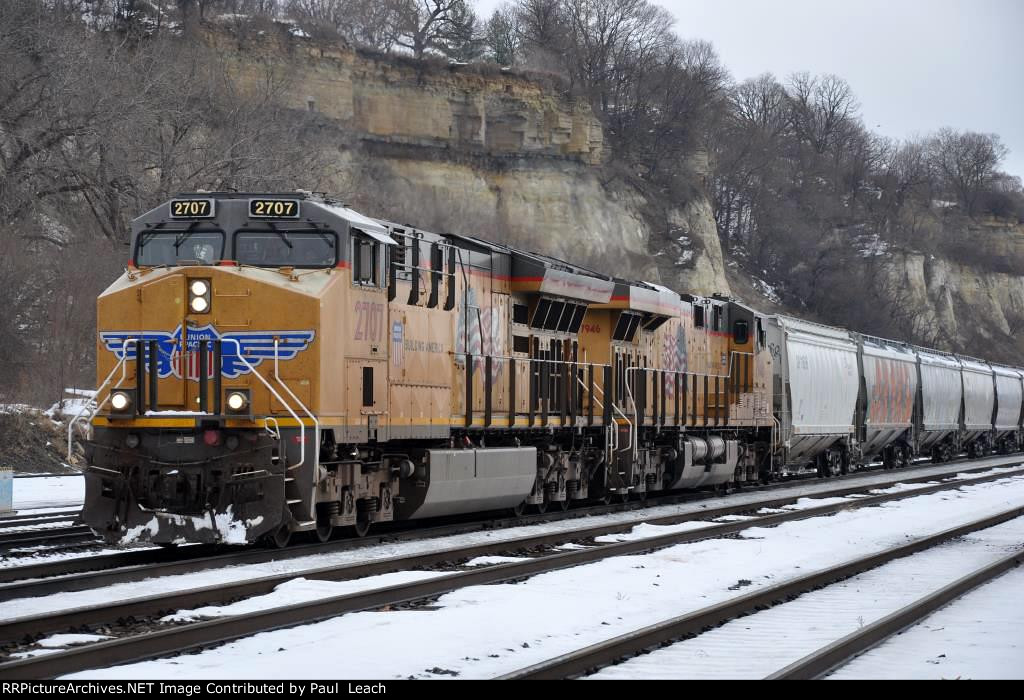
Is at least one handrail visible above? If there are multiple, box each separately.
[220,338,305,470]
[66,339,132,459]
[274,338,319,472]
[263,416,281,440]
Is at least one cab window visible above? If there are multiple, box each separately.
[135,230,224,267]
[234,230,337,268]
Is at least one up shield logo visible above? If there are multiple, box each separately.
[100,325,315,380]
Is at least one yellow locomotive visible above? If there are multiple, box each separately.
[76,192,775,546]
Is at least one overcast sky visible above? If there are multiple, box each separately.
[474,0,1024,180]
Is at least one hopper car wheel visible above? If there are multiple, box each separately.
[315,521,334,543]
[511,501,526,517]
[558,499,570,512]
[599,494,613,506]
[352,520,371,538]
[534,501,548,514]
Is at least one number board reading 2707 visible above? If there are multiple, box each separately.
[249,199,300,218]
[169,199,214,218]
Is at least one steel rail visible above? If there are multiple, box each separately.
[0,527,96,548]
[1,474,1022,678]
[2,452,1019,593]
[1,461,1022,609]
[766,548,1024,680]
[496,508,1024,680]
[0,511,80,527]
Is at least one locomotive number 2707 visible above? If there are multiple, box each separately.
[354,301,385,342]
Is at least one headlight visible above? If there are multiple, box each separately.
[189,278,211,314]
[226,391,249,412]
[111,391,131,411]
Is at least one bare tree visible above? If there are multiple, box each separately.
[393,0,469,59]
[786,72,860,156]
[926,128,1009,216]
[286,0,407,51]
[484,4,520,65]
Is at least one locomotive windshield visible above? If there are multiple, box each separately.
[234,230,337,268]
[135,230,224,266]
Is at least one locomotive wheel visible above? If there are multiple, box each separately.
[352,520,371,538]
[315,521,333,543]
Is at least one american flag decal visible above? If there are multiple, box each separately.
[392,321,404,367]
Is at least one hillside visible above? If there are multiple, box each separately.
[221,29,731,297]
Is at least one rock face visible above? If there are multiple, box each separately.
[884,225,1024,363]
[224,36,731,297]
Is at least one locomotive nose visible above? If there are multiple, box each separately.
[84,264,322,545]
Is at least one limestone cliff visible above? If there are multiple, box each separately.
[221,32,731,297]
[882,221,1024,363]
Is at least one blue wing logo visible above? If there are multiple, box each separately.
[99,329,179,378]
[220,329,317,378]
[99,325,315,380]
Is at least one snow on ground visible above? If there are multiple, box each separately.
[37,633,111,648]
[589,516,1024,679]
[463,556,529,567]
[162,572,455,622]
[0,519,76,534]
[66,472,1024,680]
[5,463,1015,621]
[11,475,83,511]
[0,545,157,571]
[9,632,112,660]
[829,566,1024,680]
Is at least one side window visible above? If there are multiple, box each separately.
[694,305,705,328]
[353,235,381,286]
[733,320,749,345]
[712,306,722,332]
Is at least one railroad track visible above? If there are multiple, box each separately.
[2,453,1020,595]
[765,551,1023,679]
[0,509,90,551]
[0,510,81,527]
[1,464,1022,679]
[0,526,95,549]
[499,517,1024,680]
